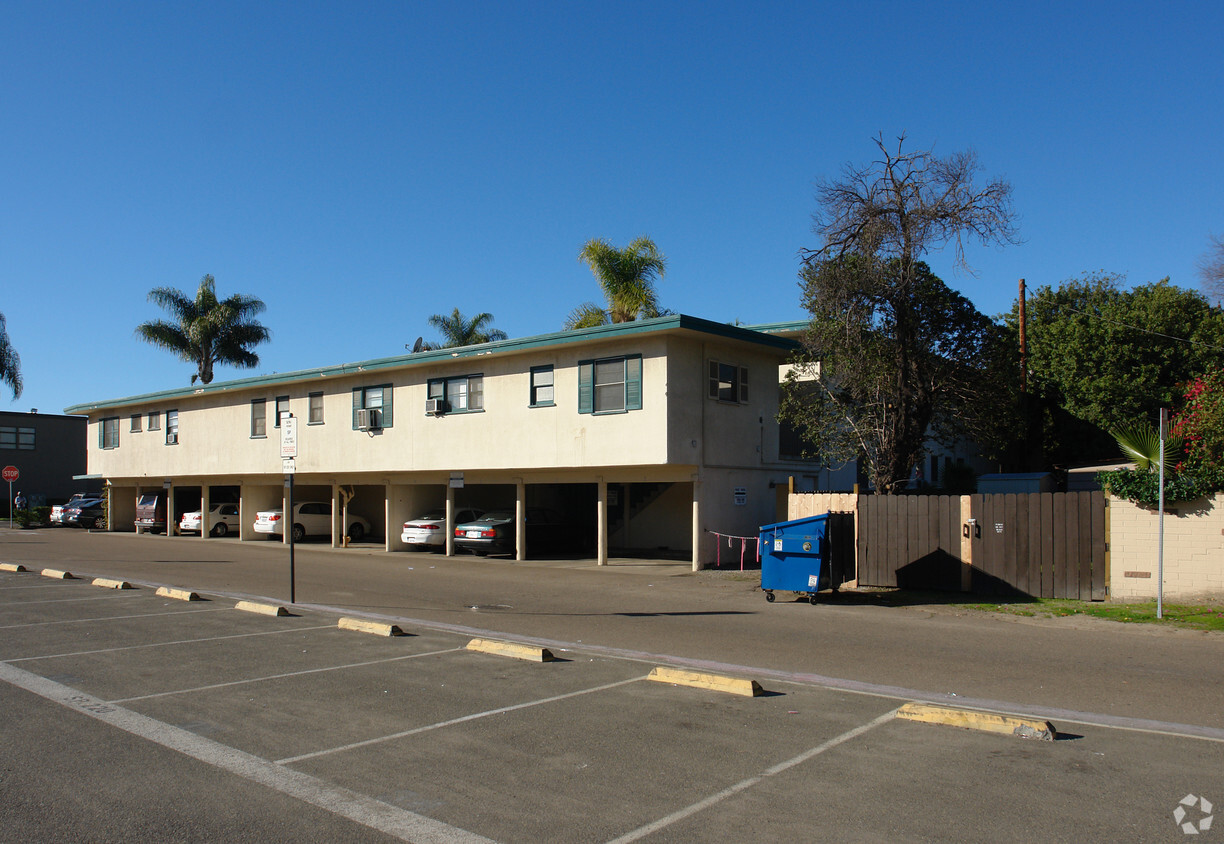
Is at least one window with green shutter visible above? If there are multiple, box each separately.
[578,355,642,414]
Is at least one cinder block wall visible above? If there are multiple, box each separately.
[1109,492,1224,600]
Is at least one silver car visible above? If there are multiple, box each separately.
[401,508,483,550]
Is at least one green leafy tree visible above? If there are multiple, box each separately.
[427,308,507,348]
[784,134,1019,493]
[135,275,271,385]
[0,311,21,399]
[1000,273,1224,466]
[566,237,667,329]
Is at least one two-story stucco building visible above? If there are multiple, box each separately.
[65,315,818,569]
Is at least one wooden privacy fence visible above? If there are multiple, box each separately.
[794,491,1107,600]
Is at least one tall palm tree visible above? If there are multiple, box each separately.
[0,311,22,399]
[566,237,667,330]
[135,274,271,385]
[427,308,508,348]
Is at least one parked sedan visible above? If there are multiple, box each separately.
[453,508,585,556]
[254,501,371,543]
[401,508,484,550]
[179,503,241,537]
[50,492,92,525]
[62,498,106,529]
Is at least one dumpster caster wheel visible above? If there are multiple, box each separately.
[809,594,819,605]
[765,591,775,603]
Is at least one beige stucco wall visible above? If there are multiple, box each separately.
[1109,493,1224,601]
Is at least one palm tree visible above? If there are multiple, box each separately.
[565,237,667,330]
[135,275,271,385]
[0,311,22,399]
[1112,423,1178,472]
[427,309,508,348]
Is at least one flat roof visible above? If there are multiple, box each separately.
[64,313,800,415]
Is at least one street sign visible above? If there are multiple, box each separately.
[1,466,17,482]
[282,457,296,475]
[281,416,298,459]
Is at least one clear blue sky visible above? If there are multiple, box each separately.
[2,1,1221,416]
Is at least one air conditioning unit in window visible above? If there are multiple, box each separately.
[356,408,381,431]
[166,433,178,444]
[424,398,444,416]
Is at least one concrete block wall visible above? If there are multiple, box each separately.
[1109,492,1224,601]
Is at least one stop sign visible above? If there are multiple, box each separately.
[1,466,17,482]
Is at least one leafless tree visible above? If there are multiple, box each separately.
[1199,233,1224,304]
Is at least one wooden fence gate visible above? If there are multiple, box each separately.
[855,491,1107,600]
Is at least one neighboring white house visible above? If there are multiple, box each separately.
[65,315,821,569]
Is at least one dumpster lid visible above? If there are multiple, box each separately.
[759,512,830,532]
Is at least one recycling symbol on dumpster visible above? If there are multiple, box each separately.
[1174,794,1213,835]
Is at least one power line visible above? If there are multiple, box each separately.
[1060,305,1224,353]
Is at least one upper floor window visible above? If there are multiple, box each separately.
[427,375,483,414]
[165,410,179,444]
[147,411,161,431]
[308,392,324,425]
[251,399,267,438]
[275,396,290,428]
[578,355,642,414]
[130,414,142,433]
[530,366,554,407]
[0,427,35,450]
[353,384,393,429]
[709,361,748,404]
[99,418,120,450]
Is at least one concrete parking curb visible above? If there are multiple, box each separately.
[338,617,405,636]
[0,563,27,572]
[465,638,555,662]
[41,568,74,580]
[92,578,133,590]
[155,586,201,602]
[647,666,764,697]
[235,600,290,617]
[896,702,1058,741]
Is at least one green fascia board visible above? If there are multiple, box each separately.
[64,314,799,415]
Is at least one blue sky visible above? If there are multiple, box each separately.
[2,1,1221,416]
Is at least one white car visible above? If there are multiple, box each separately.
[254,501,371,543]
[179,503,241,537]
[401,508,483,550]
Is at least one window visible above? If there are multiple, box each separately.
[1,427,35,450]
[147,411,160,431]
[99,418,120,450]
[352,384,393,429]
[427,375,483,414]
[708,361,748,404]
[578,355,642,414]
[165,410,179,445]
[251,399,267,438]
[530,366,554,407]
[130,414,142,433]
[274,396,290,428]
[308,392,324,424]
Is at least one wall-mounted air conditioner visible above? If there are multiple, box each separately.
[356,408,381,430]
[424,398,444,415]
[166,433,178,444]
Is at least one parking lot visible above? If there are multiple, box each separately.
[1,532,1222,842]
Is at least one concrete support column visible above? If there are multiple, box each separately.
[167,484,176,537]
[515,479,526,561]
[596,477,608,566]
[445,485,455,557]
[691,476,702,572]
[200,485,211,539]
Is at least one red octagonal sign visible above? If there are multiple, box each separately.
[2,466,18,483]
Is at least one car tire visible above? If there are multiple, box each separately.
[291,524,306,543]
[347,523,366,543]
[94,517,106,530]
[212,523,229,537]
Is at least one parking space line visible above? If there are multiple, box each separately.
[0,662,496,844]
[277,676,646,765]
[2,594,143,606]
[0,607,232,630]
[606,708,899,844]
[111,647,467,703]
[4,624,338,662]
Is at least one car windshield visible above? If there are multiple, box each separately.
[478,512,514,522]
[417,511,446,521]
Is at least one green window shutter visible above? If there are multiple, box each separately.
[380,383,393,428]
[625,355,642,411]
[578,360,593,414]
[352,388,362,429]
[98,419,104,449]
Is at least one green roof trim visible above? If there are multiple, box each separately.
[64,313,799,415]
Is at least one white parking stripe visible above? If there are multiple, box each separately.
[0,662,496,844]
[0,607,231,630]
[278,676,646,765]
[606,709,898,843]
[111,647,466,703]
[5,625,338,662]
[2,594,141,605]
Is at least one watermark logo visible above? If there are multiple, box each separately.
[1175,794,1213,835]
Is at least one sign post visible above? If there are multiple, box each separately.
[3,466,18,528]
[281,416,298,603]
[1157,408,1167,619]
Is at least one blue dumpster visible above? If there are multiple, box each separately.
[759,513,829,605]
